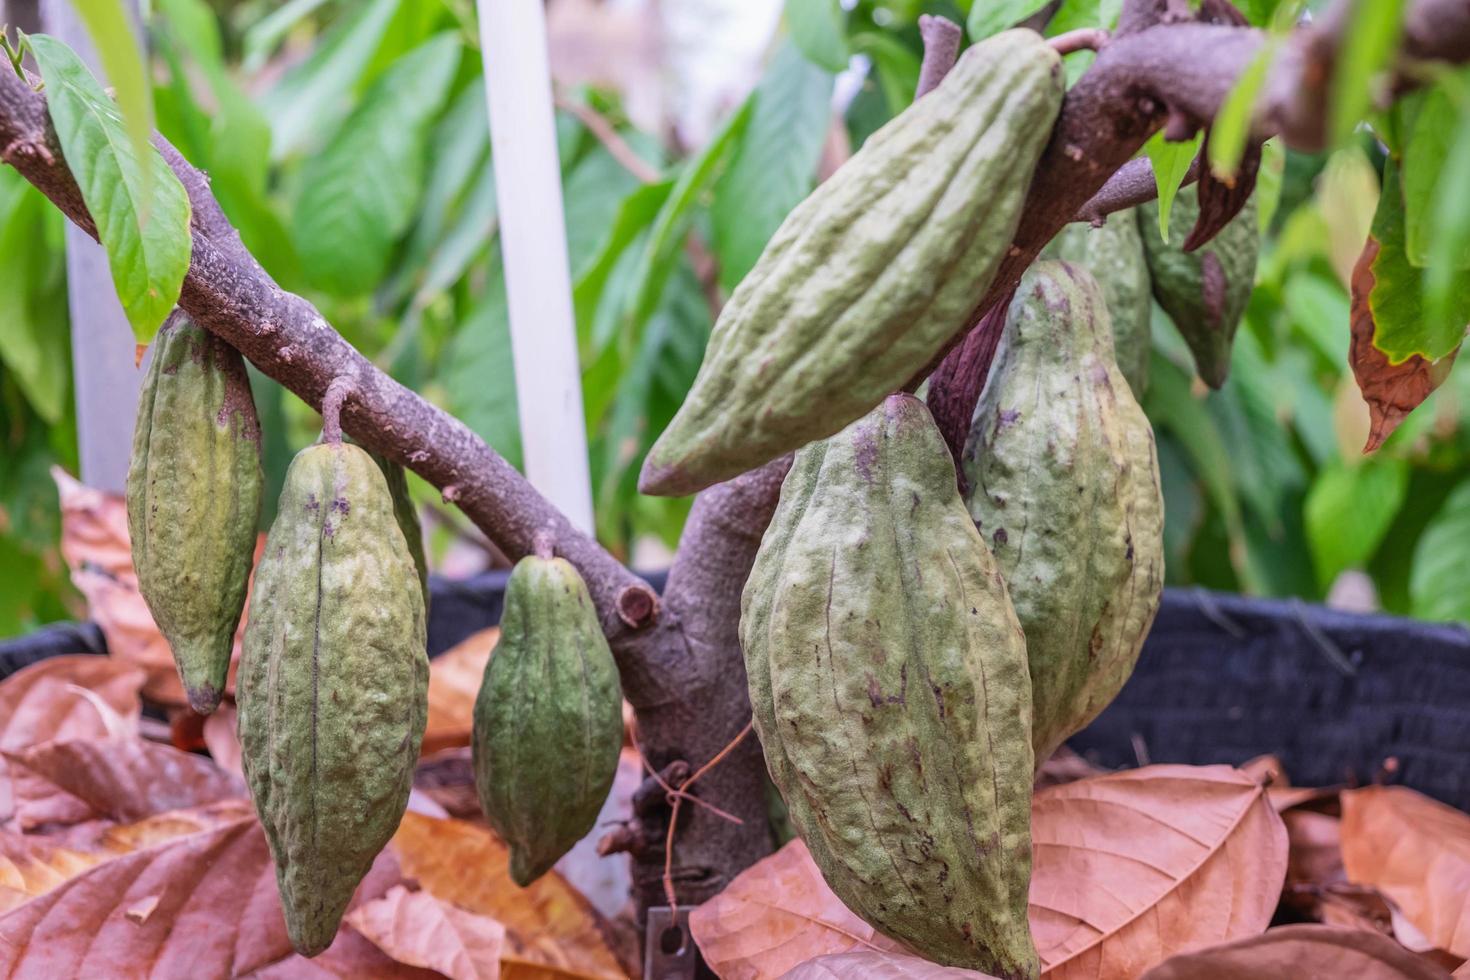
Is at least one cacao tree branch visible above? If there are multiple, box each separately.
[916,15,962,98]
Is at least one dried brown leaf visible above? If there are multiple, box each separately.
[1035,747,1108,790]
[348,884,506,980]
[1341,785,1470,957]
[389,811,630,979]
[423,628,498,754]
[781,950,1000,979]
[4,736,242,831]
[0,831,104,913]
[1286,811,1345,889]
[1138,923,1449,979]
[1030,765,1287,978]
[1348,241,1460,452]
[0,655,144,751]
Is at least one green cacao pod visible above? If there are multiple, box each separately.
[239,442,428,956]
[1138,186,1258,388]
[471,554,622,886]
[963,261,1164,765]
[365,447,429,614]
[743,393,1037,978]
[639,30,1064,497]
[1042,209,1152,396]
[127,313,263,715]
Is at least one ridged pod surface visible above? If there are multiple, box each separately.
[471,555,622,886]
[1138,187,1259,388]
[366,447,429,614]
[963,261,1164,765]
[742,394,1038,978]
[639,30,1064,497]
[127,313,262,714]
[1042,209,1152,396]
[239,443,428,956]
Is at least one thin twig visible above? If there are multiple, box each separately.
[554,92,660,184]
[1049,28,1110,55]
[319,376,355,446]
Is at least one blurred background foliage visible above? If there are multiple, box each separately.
[0,0,1466,639]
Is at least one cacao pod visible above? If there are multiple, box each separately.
[127,312,263,715]
[239,442,428,956]
[963,261,1164,765]
[471,554,622,886]
[364,446,429,614]
[1042,209,1152,396]
[1138,185,1258,388]
[640,30,1064,497]
[743,393,1038,979]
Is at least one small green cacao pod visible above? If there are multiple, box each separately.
[743,393,1038,979]
[963,261,1164,765]
[471,554,622,887]
[1138,186,1258,388]
[127,312,263,715]
[639,30,1064,497]
[239,442,428,956]
[1041,209,1152,397]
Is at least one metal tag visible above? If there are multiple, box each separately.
[644,905,698,980]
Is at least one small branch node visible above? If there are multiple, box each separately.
[1049,27,1110,55]
[915,15,962,99]
[616,584,660,630]
[441,484,462,504]
[319,376,356,446]
[1163,108,1197,142]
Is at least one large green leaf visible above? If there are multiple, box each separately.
[292,33,462,296]
[1331,0,1405,146]
[30,34,192,345]
[1304,455,1409,588]
[968,0,1051,41]
[73,0,154,205]
[0,174,70,423]
[711,43,832,294]
[1402,74,1470,270]
[440,254,521,470]
[784,0,849,72]
[1410,478,1470,622]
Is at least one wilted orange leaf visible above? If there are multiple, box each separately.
[690,838,905,980]
[1341,785,1470,957]
[424,628,498,754]
[781,950,999,979]
[1137,923,1447,979]
[1348,242,1459,452]
[4,736,243,831]
[390,811,630,979]
[0,654,144,751]
[1033,765,1288,978]
[348,883,507,980]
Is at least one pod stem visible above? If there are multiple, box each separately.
[532,529,555,560]
[320,376,356,446]
[915,15,961,100]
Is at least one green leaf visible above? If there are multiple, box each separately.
[1425,82,1470,319]
[243,0,332,72]
[1367,157,1470,363]
[1144,130,1202,242]
[1254,137,1286,236]
[292,33,462,296]
[72,0,154,212]
[1208,43,1272,180]
[573,180,675,354]
[1401,76,1470,268]
[441,253,521,470]
[0,173,70,423]
[1283,272,1350,368]
[968,0,1052,41]
[1331,0,1405,146]
[712,43,832,294]
[562,144,642,276]
[1305,455,1408,588]
[261,0,402,159]
[29,34,191,344]
[1410,477,1470,622]
[849,31,920,120]
[785,0,849,72]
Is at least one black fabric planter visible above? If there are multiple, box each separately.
[4,580,1467,809]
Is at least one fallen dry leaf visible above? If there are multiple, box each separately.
[1035,747,1108,790]
[348,884,507,980]
[1032,765,1288,978]
[249,925,445,978]
[781,949,1000,979]
[690,838,905,980]
[0,831,105,913]
[203,703,243,778]
[1341,785,1470,957]
[423,628,498,754]
[4,736,242,831]
[0,654,145,751]
[1286,810,1345,890]
[390,811,630,979]
[1137,923,1447,979]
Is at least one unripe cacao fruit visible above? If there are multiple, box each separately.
[743,393,1038,979]
[963,261,1164,765]
[365,446,429,614]
[239,442,428,956]
[640,30,1064,497]
[1138,186,1259,388]
[1042,209,1152,396]
[127,312,263,715]
[472,554,622,886]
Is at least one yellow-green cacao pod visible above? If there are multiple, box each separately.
[127,313,262,715]
[743,393,1038,979]
[239,442,428,956]
[1138,187,1258,388]
[1042,209,1152,397]
[640,30,1064,497]
[471,555,622,886]
[963,261,1164,765]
